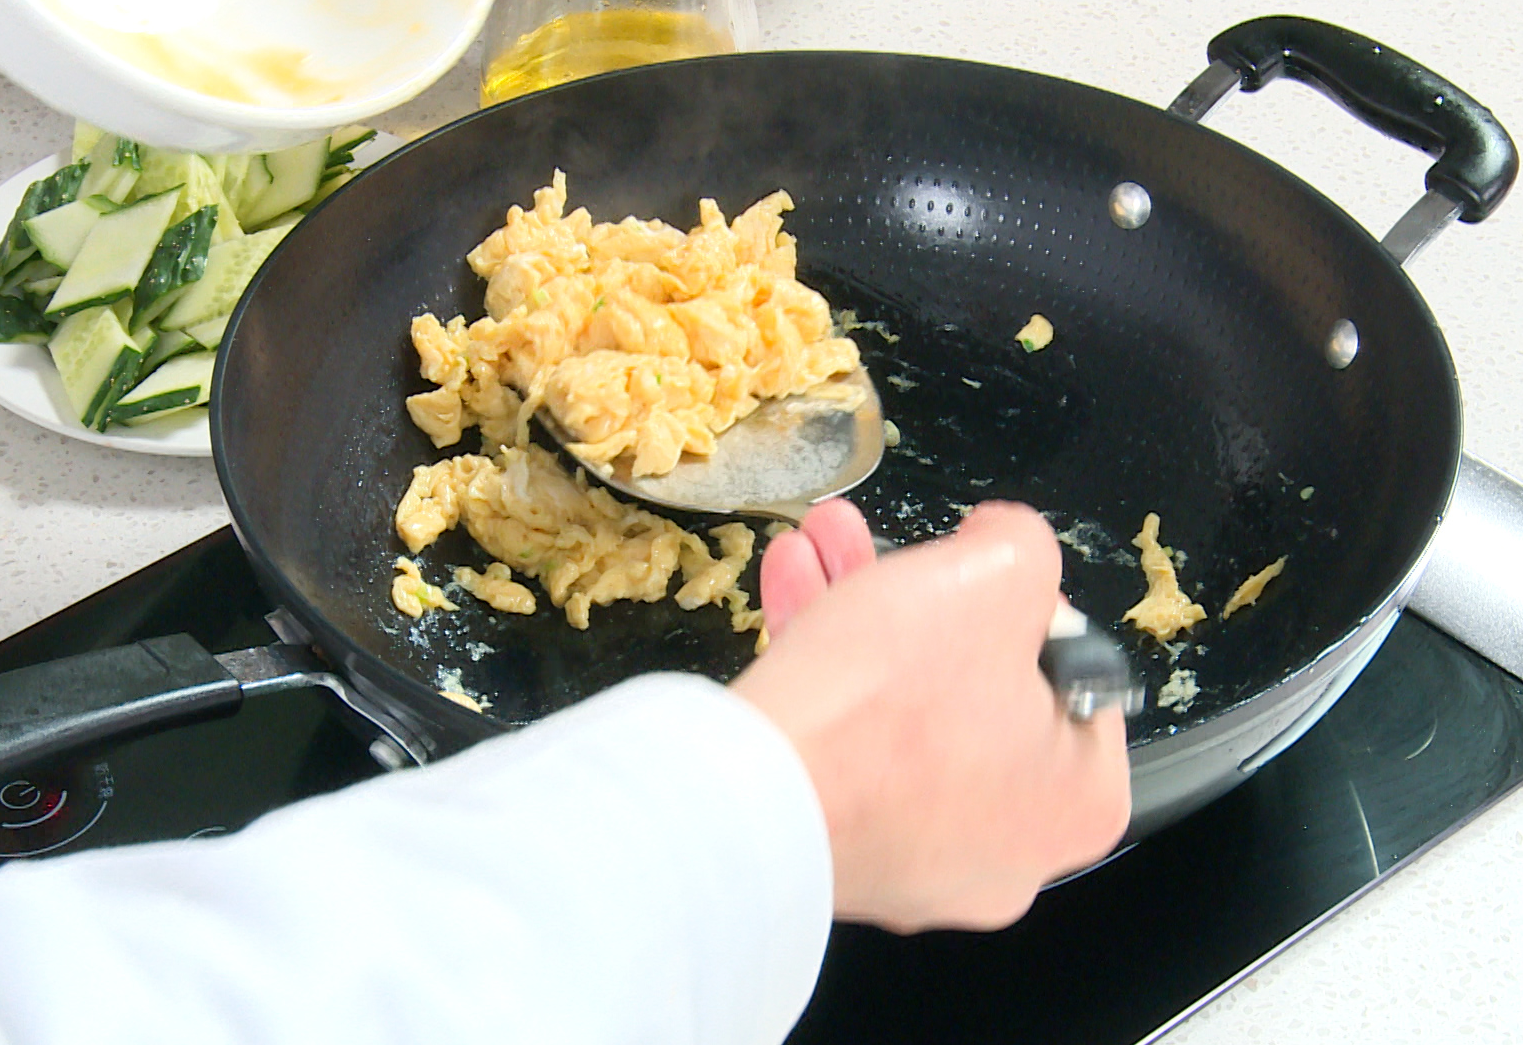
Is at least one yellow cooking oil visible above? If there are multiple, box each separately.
[481,10,734,105]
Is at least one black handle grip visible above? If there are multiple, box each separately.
[0,635,241,776]
[1208,16,1518,222]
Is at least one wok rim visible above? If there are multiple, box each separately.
[210,48,1465,757]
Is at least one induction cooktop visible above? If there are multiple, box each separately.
[1,525,1520,1045]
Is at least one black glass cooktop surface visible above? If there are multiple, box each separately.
[0,529,385,860]
[791,611,1523,1044]
[2,527,1520,1044]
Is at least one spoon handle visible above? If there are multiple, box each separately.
[1042,603,1146,722]
[869,536,1143,721]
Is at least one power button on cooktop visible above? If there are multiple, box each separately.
[0,763,112,860]
[1,780,44,811]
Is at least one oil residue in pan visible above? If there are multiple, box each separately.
[812,267,1087,551]
[1046,514,1138,569]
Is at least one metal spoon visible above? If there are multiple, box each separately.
[539,367,1143,720]
[542,366,886,524]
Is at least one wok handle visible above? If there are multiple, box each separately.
[0,637,421,779]
[1204,16,1517,223]
[0,634,241,777]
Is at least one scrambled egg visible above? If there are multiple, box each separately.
[388,175,875,648]
[1222,556,1288,620]
[1121,513,1207,642]
[440,690,489,713]
[437,667,492,714]
[394,443,764,638]
[407,171,860,478]
[454,563,536,616]
[390,557,458,618]
[1016,314,1054,353]
[834,309,900,344]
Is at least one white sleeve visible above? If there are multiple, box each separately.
[0,672,833,1045]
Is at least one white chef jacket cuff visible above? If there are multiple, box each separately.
[444,670,837,1045]
[0,671,834,1045]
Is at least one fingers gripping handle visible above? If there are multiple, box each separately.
[1043,603,1145,722]
[870,535,1142,720]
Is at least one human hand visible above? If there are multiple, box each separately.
[732,500,1131,933]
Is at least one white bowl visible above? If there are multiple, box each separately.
[0,0,494,153]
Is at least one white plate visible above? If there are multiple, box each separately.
[0,134,400,456]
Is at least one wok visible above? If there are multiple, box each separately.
[0,17,1515,839]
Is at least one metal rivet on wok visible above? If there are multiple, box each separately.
[368,737,411,771]
[1326,319,1359,369]
[1109,182,1152,229]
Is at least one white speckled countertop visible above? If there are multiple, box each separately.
[2,0,1521,1038]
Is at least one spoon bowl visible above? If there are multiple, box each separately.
[541,365,884,526]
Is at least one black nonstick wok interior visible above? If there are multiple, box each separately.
[214,52,1459,750]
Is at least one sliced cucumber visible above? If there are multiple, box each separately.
[219,153,253,204]
[83,194,124,214]
[256,210,304,229]
[184,314,229,349]
[0,294,51,344]
[328,126,376,154]
[131,149,242,243]
[77,134,141,204]
[241,138,328,228]
[136,326,199,379]
[233,156,274,225]
[133,204,217,324]
[22,199,103,268]
[110,348,216,425]
[132,285,187,333]
[45,189,182,318]
[301,169,354,213]
[109,297,133,326]
[1,160,90,276]
[0,258,60,296]
[130,146,193,199]
[46,305,142,427]
[0,245,37,281]
[22,274,64,295]
[325,127,376,169]
[72,122,106,163]
[160,225,290,330]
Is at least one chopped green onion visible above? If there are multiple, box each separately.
[112,139,143,172]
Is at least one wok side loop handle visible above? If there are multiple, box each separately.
[1203,16,1518,224]
[0,635,241,778]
